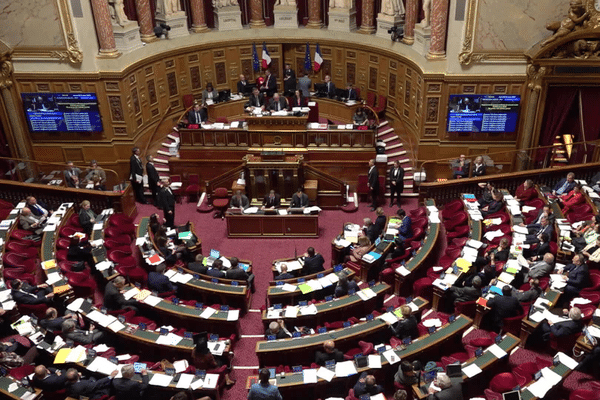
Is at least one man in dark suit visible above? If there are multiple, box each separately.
[368,159,379,211]
[283,64,296,96]
[64,161,81,188]
[226,257,249,280]
[540,307,584,341]
[298,70,312,98]
[524,216,553,245]
[207,259,226,278]
[513,278,542,303]
[324,75,336,98]
[275,264,295,280]
[32,365,67,392]
[303,247,325,275]
[552,172,576,196]
[267,93,288,112]
[187,102,207,125]
[148,264,177,294]
[396,208,412,241]
[237,74,249,94]
[426,374,463,400]
[447,276,482,305]
[260,69,277,97]
[561,253,590,299]
[388,305,418,340]
[353,372,384,397]
[480,192,505,217]
[389,160,404,207]
[40,308,74,332]
[158,178,176,228]
[262,190,281,210]
[487,285,522,331]
[129,147,146,204]
[265,320,292,339]
[346,83,357,100]
[187,254,208,275]
[112,364,149,400]
[62,319,104,345]
[452,154,470,179]
[26,196,50,217]
[290,187,309,208]
[230,190,250,210]
[11,279,53,305]
[145,155,160,205]
[363,218,379,243]
[104,276,138,312]
[524,253,554,280]
[246,87,265,110]
[315,340,344,366]
[65,368,115,399]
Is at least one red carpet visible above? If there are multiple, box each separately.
[134,197,418,399]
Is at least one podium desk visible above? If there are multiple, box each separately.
[246,115,308,131]
[226,213,319,238]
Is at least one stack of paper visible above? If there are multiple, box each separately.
[357,288,377,301]
[155,332,183,346]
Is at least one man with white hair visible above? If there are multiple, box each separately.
[427,372,463,400]
[540,306,584,341]
[111,363,149,400]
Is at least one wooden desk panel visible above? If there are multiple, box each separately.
[226,214,319,238]
[246,115,308,131]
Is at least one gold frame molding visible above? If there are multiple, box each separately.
[458,0,526,65]
[12,0,82,64]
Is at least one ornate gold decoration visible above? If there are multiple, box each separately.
[526,64,547,92]
[459,0,526,65]
[0,47,14,89]
[13,0,83,64]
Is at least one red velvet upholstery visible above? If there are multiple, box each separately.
[549,332,581,353]
[185,174,201,201]
[107,249,136,266]
[455,300,477,318]
[17,303,48,319]
[502,313,525,336]
[108,214,136,236]
[438,247,463,269]
[413,277,433,300]
[410,207,427,218]
[443,211,468,231]
[67,272,97,298]
[6,241,38,258]
[9,365,34,380]
[212,187,230,218]
[442,200,464,219]
[10,229,38,246]
[104,227,132,244]
[3,267,35,285]
[116,265,148,284]
[489,372,519,393]
[3,252,36,273]
[446,225,470,240]
[405,227,425,243]
[59,226,80,238]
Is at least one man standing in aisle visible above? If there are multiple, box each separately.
[298,70,312,98]
[389,160,404,207]
[283,63,296,96]
[368,159,379,211]
[158,178,176,228]
[130,147,146,204]
[146,155,160,205]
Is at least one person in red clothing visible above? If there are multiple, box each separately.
[560,184,585,214]
[515,179,537,203]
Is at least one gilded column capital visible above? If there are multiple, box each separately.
[0,48,14,89]
[526,64,547,92]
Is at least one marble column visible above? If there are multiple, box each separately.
[306,0,322,28]
[90,0,119,56]
[135,0,158,41]
[358,0,375,34]
[190,0,209,32]
[427,0,449,59]
[402,0,417,44]
[250,0,266,27]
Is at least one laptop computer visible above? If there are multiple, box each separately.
[446,363,462,378]
[502,390,521,400]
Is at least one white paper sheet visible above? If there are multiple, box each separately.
[368,354,382,369]
[176,373,195,389]
[149,373,173,387]
[173,360,189,373]
[555,352,579,369]
[487,343,507,359]
[303,368,318,383]
[334,360,357,377]
[316,367,335,382]
[143,295,163,307]
[383,349,401,364]
[227,309,240,321]
[200,307,217,319]
[462,363,482,378]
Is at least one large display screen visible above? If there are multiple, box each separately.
[447,94,521,133]
[21,92,103,133]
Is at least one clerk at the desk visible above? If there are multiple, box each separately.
[246,87,265,111]
[230,190,250,210]
[262,190,281,210]
[267,93,289,112]
[290,187,309,209]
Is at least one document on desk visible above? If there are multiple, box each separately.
[149,373,173,387]
[143,295,162,307]
[335,360,357,377]
[284,306,299,318]
[316,367,335,382]
[45,272,62,285]
[555,352,579,369]
[95,260,112,272]
[378,312,399,325]
[303,368,318,384]
[227,309,239,321]
[280,283,297,292]
[190,376,205,390]
[155,332,182,346]
[299,304,318,315]
[318,276,333,288]
[486,343,507,359]
[123,287,140,300]
[422,318,442,328]
[200,307,217,319]
[383,349,401,365]
[395,265,411,276]
[176,373,195,389]
[107,320,126,333]
[368,354,382,369]
[462,363,482,378]
[203,374,219,389]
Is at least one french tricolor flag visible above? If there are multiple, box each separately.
[261,42,271,69]
[314,43,323,72]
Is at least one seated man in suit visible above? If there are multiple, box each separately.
[32,365,67,392]
[237,74,249,95]
[334,275,359,297]
[65,368,116,400]
[19,207,45,235]
[315,340,344,366]
[523,233,550,260]
[523,253,554,281]
[394,208,412,242]
[40,308,75,332]
[245,86,265,111]
[266,93,289,112]
[394,361,419,387]
[261,190,281,210]
[68,235,96,269]
[187,102,207,125]
[447,275,482,306]
[557,253,590,300]
[452,155,469,179]
[226,257,254,290]
[324,75,336,99]
[290,187,309,209]
[104,276,138,312]
[480,191,505,217]
[26,196,50,217]
[265,320,292,339]
[11,279,53,305]
[353,372,384,397]
[302,247,325,275]
[230,190,249,210]
[524,215,553,245]
[346,83,358,100]
[112,363,149,400]
[64,161,81,188]
[362,218,379,243]
[275,264,294,280]
[486,285,522,332]
[540,306,584,341]
[426,373,463,400]
[552,172,576,196]
[187,254,208,275]
[387,305,418,340]
[206,259,226,278]
[513,278,542,303]
[61,319,104,345]
[148,264,177,294]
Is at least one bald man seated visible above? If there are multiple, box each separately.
[265,319,292,339]
[315,340,344,366]
[32,365,67,392]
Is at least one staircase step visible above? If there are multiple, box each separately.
[156,166,170,172]
[154,158,169,164]
[168,133,179,141]
[378,120,389,129]
[386,143,404,151]
[387,150,407,158]
[382,136,399,143]
[157,150,171,157]
[162,142,177,148]
[159,173,170,178]
[377,128,394,137]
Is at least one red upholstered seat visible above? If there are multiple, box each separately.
[489,372,522,394]
[104,227,133,244]
[10,229,39,246]
[410,207,427,218]
[68,214,82,228]
[6,241,38,258]
[502,312,525,336]
[438,247,462,269]
[212,187,230,219]
[116,265,148,284]
[441,199,464,219]
[17,303,48,319]
[443,211,467,231]
[56,238,72,250]
[3,267,35,285]
[8,365,34,380]
[446,225,469,240]
[455,300,477,318]
[343,340,373,360]
[67,272,97,298]
[413,277,433,301]
[185,174,201,201]
[411,218,428,231]
[4,252,36,273]
[108,214,136,236]
[582,270,600,293]
[59,226,80,238]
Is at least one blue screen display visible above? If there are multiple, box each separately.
[447,95,521,133]
[22,93,103,133]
